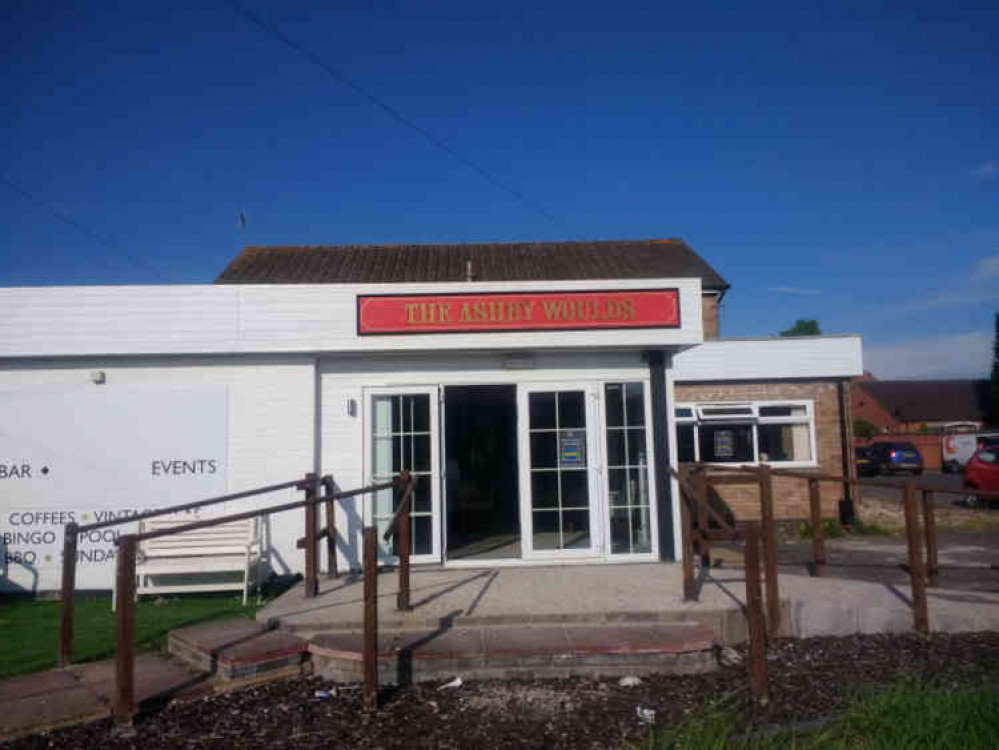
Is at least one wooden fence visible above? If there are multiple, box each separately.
[60,471,415,724]
[675,462,999,702]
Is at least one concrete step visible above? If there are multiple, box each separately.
[308,622,718,684]
[168,618,310,681]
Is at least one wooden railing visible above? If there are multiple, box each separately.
[674,462,999,703]
[60,471,416,725]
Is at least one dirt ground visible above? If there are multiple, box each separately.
[3,632,997,750]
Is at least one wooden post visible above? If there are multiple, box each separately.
[922,489,939,587]
[758,465,781,638]
[694,472,711,568]
[362,525,378,712]
[808,479,826,577]
[303,472,318,598]
[903,480,929,637]
[397,502,411,611]
[114,536,138,726]
[324,483,338,580]
[58,522,78,667]
[744,523,768,703]
[678,476,697,601]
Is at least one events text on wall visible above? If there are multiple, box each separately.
[0,387,227,593]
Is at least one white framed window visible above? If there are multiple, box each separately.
[675,400,816,467]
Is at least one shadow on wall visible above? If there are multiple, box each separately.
[0,537,40,594]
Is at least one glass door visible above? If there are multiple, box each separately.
[367,389,440,562]
[518,385,600,557]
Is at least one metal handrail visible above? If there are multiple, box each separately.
[75,477,307,533]
[129,477,393,543]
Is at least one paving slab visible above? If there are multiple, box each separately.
[0,654,204,742]
[262,562,999,643]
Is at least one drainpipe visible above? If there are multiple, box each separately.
[646,350,676,560]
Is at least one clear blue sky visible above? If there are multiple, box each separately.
[2,1,996,377]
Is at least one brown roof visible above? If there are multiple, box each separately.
[214,238,730,289]
[856,379,990,424]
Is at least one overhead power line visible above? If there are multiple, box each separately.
[2,176,160,277]
[226,1,562,226]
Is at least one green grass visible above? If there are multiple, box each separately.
[0,594,261,678]
[848,519,893,536]
[641,681,999,749]
[797,519,846,540]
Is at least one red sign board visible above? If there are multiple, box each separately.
[357,289,680,336]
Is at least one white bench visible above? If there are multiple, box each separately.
[112,515,261,610]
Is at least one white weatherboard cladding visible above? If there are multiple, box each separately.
[0,278,703,358]
[0,357,315,592]
[671,336,863,381]
[317,350,673,570]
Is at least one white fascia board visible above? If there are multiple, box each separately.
[0,277,702,358]
[672,336,863,381]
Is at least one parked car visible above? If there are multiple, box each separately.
[867,441,924,475]
[854,446,877,477]
[962,448,999,509]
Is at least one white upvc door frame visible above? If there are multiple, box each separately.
[517,381,604,561]
[362,385,442,564]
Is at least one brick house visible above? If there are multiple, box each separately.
[852,375,990,433]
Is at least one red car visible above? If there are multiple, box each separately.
[962,449,999,508]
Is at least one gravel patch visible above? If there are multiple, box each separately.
[4,632,998,749]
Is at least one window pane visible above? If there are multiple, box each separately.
[532,511,560,550]
[558,391,586,429]
[413,515,432,555]
[625,383,645,426]
[699,423,754,463]
[409,394,430,432]
[412,434,431,472]
[609,509,630,554]
[606,429,626,467]
[560,470,589,509]
[630,506,652,553]
[760,404,806,418]
[759,423,811,462]
[372,397,394,436]
[677,424,696,463]
[531,471,559,509]
[608,468,629,507]
[412,475,431,513]
[626,428,647,466]
[530,432,557,469]
[675,407,693,419]
[700,406,752,418]
[373,437,394,477]
[605,383,625,427]
[627,467,650,507]
[529,392,556,429]
[562,510,590,549]
[372,486,395,517]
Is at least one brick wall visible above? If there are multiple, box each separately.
[701,295,719,340]
[674,380,846,521]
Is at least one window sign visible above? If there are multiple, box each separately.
[713,429,735,459]
[559,430,586,467]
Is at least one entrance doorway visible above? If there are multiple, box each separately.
[444,385,520,561]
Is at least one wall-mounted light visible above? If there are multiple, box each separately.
[90,371,106,385]
[345,397,358,417]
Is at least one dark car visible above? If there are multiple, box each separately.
[854,446,877,477]
[868,441,923,475]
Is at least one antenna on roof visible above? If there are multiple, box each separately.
[238,211,247,249]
